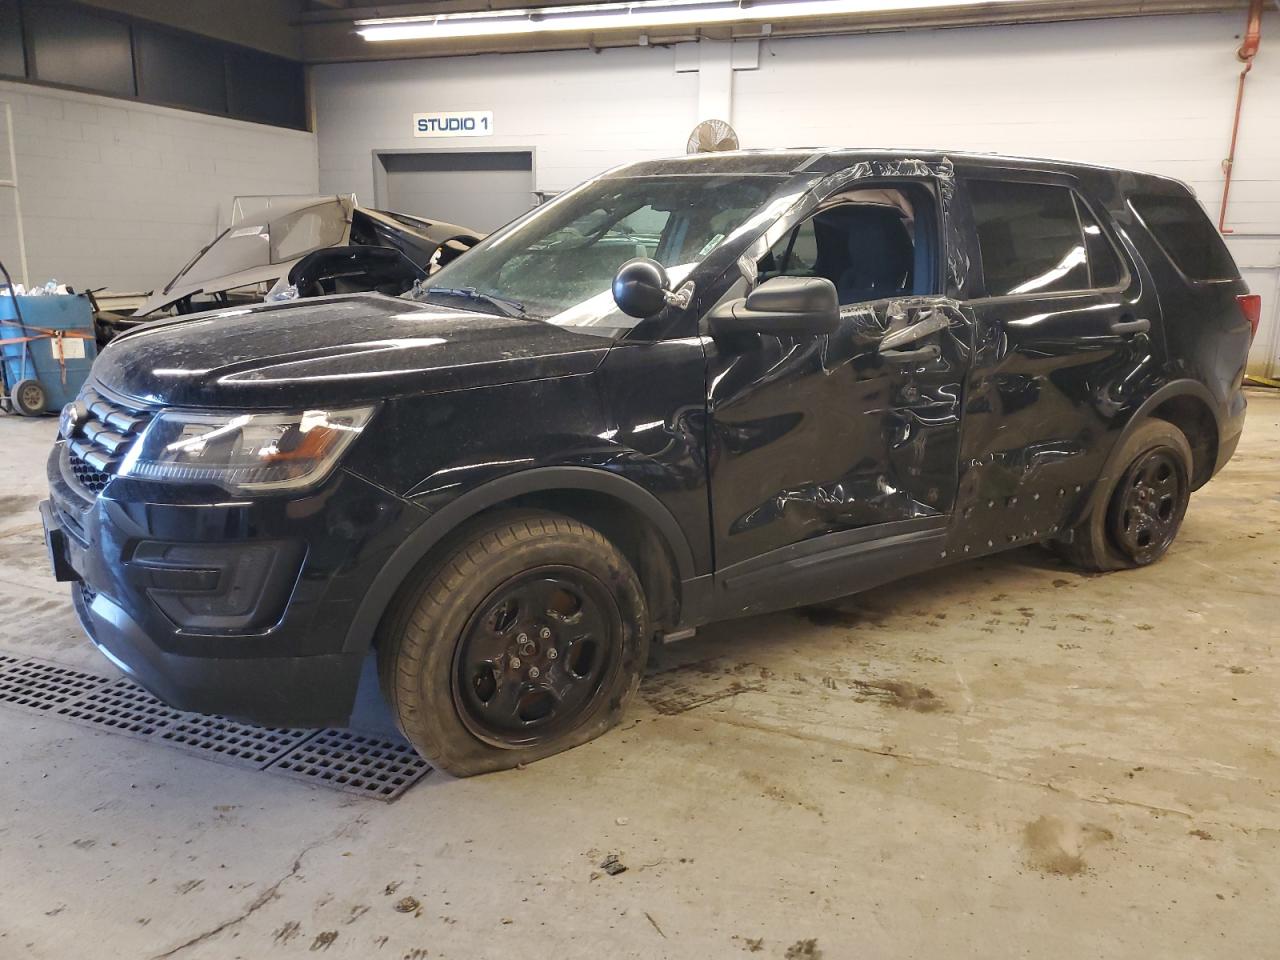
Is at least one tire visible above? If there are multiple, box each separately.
[1054,418,1192,572]
[376,510,649,776]
[11,378,47,417]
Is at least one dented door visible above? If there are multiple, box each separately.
[705,295,972,569]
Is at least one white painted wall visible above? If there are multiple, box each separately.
[306,14,1280,374]
[312,46,698,205]
[0,80,318,292]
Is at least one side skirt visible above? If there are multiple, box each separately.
[690,516,950,624]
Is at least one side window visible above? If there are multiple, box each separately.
[757,193,926,307]
[1129,193,1240,282]
[760,219,819,281]
[969,180,1088,296]
[1074,197,1124,289]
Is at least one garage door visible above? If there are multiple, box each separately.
[380,151,534,233]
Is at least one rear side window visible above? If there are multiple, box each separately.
[1075,199,1124,289]
[1130,193,1239,282]
[969,180,1089,296]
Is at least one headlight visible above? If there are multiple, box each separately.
[118,406,375,493]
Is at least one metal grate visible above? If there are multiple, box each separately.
[160,714,313,767]
[0,658,111,710]
[58,677,187,736]
[0,655,430,800]
[268,729,430,800]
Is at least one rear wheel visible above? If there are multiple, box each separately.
[1054,418,1192,571]
[377,510,649,776]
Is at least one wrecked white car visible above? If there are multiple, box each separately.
[99,195,482,339]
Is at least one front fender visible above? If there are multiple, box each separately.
[341,465,698,655]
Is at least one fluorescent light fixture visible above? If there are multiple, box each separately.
[356,0,1034,41]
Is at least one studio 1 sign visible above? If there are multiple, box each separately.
[413,111,494,138]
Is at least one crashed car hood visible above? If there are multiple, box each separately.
[93,294,612,409]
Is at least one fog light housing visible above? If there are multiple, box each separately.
[129,540,305,633]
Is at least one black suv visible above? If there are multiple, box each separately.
[41,150,1258,775]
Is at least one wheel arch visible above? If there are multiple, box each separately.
[1079,379,1222,528]
[344,466,698,655]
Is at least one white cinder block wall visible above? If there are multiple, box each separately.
[0,80,319,292]
[313,12,1280,374]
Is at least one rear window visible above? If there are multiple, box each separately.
[1130,193,1239,282]
[968,180,1089,296]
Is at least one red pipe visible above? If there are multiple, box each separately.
[1219,0,1264,234]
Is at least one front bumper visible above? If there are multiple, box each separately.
[43,443,425,728]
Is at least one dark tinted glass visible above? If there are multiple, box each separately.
[1075,197,1123,288]
[969,180,1088,296]
[226,49,306,130]
[27,4,135,96]
[0,0,24,79]
[1130,193,1239,282]
[135,26,227,115]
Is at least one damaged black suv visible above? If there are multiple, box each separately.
[41,150,1257,775]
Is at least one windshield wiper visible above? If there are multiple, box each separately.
[422,286,531,320]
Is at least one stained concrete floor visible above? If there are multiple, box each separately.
[0,389,1277,960]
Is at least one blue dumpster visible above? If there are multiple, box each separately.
[0,293,97,416]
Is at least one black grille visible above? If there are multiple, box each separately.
[68,450,111,495]
[60,386,153,498]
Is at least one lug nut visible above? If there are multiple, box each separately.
[547,648,558,660]
[516,632,528,645]
[539,627,551,640]
[510,656,522,669]
[528,666,541,679]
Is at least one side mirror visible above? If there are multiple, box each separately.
[708,276,840,339]
[612,258,671,319]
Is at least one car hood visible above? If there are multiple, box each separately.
[94,293,613,409]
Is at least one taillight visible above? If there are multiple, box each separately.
[1237,294,1261,340]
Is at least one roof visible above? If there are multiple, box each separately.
[610,148,1180,186]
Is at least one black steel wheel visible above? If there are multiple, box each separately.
[376,510,649,777]
[1107,447,1188,565]
[1053,418,1193,571]
[452,567,622,748]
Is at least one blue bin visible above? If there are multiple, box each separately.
[1,293,98,414]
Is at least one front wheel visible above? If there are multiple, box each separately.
[377,511,649,776]
[1054,418,1192,572]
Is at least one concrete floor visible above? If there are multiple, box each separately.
[1,390,1277,960]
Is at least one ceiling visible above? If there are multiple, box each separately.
[84,0,1255,63]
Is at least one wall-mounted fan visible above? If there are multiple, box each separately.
[686,119,739,154]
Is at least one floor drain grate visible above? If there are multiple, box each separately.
[161,715,314,767]
[269,729,430,801]
[58,677,187,736]
[0,655,429,800]
[0,658,111,710]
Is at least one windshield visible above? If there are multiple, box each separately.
[413,174,781,329]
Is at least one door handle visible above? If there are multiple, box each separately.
[879,309,949,351]
[1109,317,1150,335]
[880,344,941,364]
